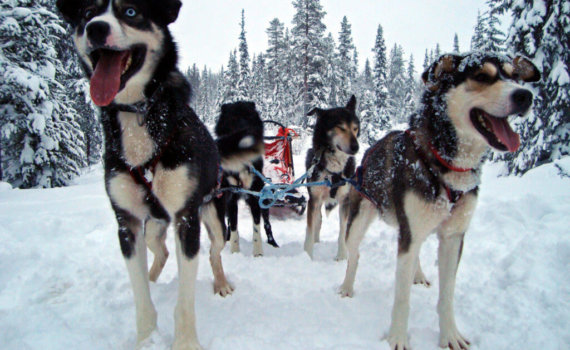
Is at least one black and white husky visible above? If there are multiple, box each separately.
[56,1,247,348]
[304,96,360,260]
[215,101,278,256]
[339,53,540,349]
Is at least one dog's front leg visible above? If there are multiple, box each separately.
[339,196,377,297]
[202,201,234,296]
[227,195,240,253]
[246,195,263,256]
[114,207,157,345]
[335,196,350,261]
[173,206,202,350]
[387,239,423,350]
[262,208,279,247]
[437,233,470,350]
[304,195,323,259]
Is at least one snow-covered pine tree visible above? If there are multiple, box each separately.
[237,9,250,100]
[403,54,418,118]
[322,32,339,107]
[370,24,389,133]
[423,49,430,71]
[386,44,407,123]
[453,33,460,53]
[0,0,87,188]
[490,0,569,174]
[291,0,328,126]
[434,43,442,60]
[482,9,505,52]
[471,9,486,51]
[337,16,357,106]
[221,50,239,103]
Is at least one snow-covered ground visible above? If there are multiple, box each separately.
[0,156,569,350]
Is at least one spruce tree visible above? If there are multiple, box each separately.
[386,44,407,123]
[453,33,460,53]
[471,10,486,51]
[237,9,250,100]
[491,0,569,174]
[371,24,389,131]
[1,0,87,188]
[291,0,328,126]
[337,16,356,105]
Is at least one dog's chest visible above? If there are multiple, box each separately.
[227,168,254,189]
[323,150,349,174]
[118,112,156,167]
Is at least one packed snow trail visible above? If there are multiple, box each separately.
[0,158,568,350]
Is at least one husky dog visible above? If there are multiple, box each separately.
[304,95,360,260]
[56,1,239,348]
[339,53,540,350]
[215,101,278,256]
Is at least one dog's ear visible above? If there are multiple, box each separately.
[307,108,324,117]
[221,103,231,114]
[246,101,256,110]
[346,95,357,113]
[421,55,457,91]
[513,56,540,82]
[56,0,77,24]
[154,0,182,26]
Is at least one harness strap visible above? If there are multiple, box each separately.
[405,130,473,173]
[404,129,465,204]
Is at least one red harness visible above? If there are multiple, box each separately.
[405,130,472,203]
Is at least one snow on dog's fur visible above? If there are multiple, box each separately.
[304,95,360,261]
[339,52,540,350]
[56,1,237,348]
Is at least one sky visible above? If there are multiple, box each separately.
[170,0,491,74]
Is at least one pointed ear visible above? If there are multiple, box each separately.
[154,0,182,26]
[221,103,230,114]
[421,55,457,91]
[513,56,540,82]
[56,0,77,24]
[346,95,357,113]
[307,108,323,116]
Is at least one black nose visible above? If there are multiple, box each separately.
[350,140,359,154]
[86,21,110,47]
[511,89,533,113]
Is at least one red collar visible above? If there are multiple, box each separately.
[405,130,473,173]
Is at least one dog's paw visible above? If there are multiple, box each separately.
[230,241,240,254]
[238,136,255,149]
[304,240,314,259]
[439,329,470,350]
[413,273,431,288]
[335,248,347,261]
[172,338,203,350]
[214,280,235,297]
[136,330,166,350]
[339,284,354,298]
[386,330,410,350]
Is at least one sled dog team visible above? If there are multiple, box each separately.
[56,1,540,349]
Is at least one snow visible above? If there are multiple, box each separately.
[0,155,569,350]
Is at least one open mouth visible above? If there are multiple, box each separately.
[88,45,146,106]
[470,108,520,152]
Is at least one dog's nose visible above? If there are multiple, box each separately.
[511,89,533,114]
[86,21,110,47]
[350,140,359,154]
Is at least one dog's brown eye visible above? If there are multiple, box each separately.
[473,73,491,83]
[338,126,347,132]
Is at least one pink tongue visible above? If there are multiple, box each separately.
[488,116,520,152]
[90,51,129,106]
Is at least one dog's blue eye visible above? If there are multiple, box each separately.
[124,8,137,17]
[84,8,96,19]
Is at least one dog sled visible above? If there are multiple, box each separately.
[262,120,307,215]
